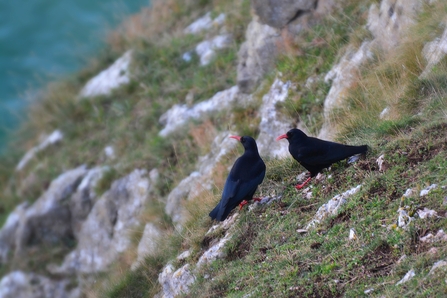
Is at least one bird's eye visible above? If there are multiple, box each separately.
[240,137,245,143]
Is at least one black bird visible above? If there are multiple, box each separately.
[276,128,367,189]
[209,136,266,221]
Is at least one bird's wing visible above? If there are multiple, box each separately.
[221,169,265,208]
[297,139,365,166]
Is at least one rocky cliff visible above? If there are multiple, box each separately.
[1,0,447,297]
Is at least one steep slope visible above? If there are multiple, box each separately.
[0,0,447,297]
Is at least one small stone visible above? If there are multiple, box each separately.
[349,228,357,240]
[182,52,193,62]
[397,255,407,264]
[420,184,438,196]
[396,269,415,285]
[104,146,116,160]
[296,229,308,234]
[417,208,437,219]
[376,154,388,171]
[429,260,447,275]
[364,288,374,294]
[380,107,390,119]
[403,188,414,198]
[428,247,438,255]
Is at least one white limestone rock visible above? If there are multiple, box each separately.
[237,16,281,93]
[376,154,388,172]
[196,34,233,66]
[251,0,317,29]
[420,229,447,243]
[421,26,447,77]
[104,146,116,160]
[428,260,447,275]
[197,232,232,267]
[256,78,292,158]
[396,269,415,285]
[16,130,64,171]
[367,0,424,52]
[420,184,438,196]
[0,271,80,298]
[159,86,241,137]
[79,50,132,98]
[70,166,108,238]
[307,185,362,229]
[13,166,88,254]
[417,207,437,219]
[158,263,195,298]
[131,223,162,270]
[397,208,414,230]
[403,188,415,198]
[0,203,28,263]
[52,169,151,274]
[319,42,373,140]
[184,12,226,35]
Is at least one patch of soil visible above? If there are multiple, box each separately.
[328,211,351,228]
[310,242,322,249]
[361,242,398,277]
[290,283,343,298]
[225,224,257,261]
[201,229,225,250]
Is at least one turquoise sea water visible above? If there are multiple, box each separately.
[0,0,150,151]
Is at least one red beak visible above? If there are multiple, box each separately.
[276,134,288,141]
[229,135,241,141]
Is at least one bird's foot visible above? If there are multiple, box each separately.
[295,177,312,190]
[253,197,262,202]
[238,200,249,210]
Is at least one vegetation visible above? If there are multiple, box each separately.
[1,0,447,297]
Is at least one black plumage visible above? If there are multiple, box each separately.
[209,136,266,221]
[277,129,367,189]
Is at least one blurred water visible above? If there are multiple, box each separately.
[0,0,150,152]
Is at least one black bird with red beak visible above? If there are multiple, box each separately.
[209,135,266,221]
[276,129,367,189]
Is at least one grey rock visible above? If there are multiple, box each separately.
[159,86,241,137]
[52,169,151,274]
[256,78,293,158]
[79,50,133,98]
[421,26,447,77]
[0,203,28,263]
[158,263,195,298]
[395,268,415,285]
[16,130,64,172]
[69,167,108,238]
[184,12,226,35]
[428,260,447,275]
[252,0,317,29]
[195,34,233,66]
[307,185,362,229]
[319,42,373,140]
[237,17,281,94]
[131,223,162,270]
[367,0,423,52]
[14,166,88,254]
[420,184,438,196]
[0,271,80,298]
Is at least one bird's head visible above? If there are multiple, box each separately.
[230,135,258,151]
[276,129,307,142]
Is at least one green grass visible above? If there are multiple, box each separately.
[1,0,447,297]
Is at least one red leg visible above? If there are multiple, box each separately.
[239,200,248,210]
[295,177,312,190]
[253,197,262,202]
